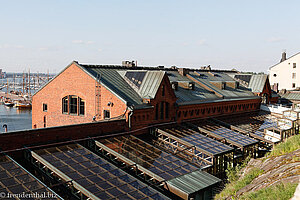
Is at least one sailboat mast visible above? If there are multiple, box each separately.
[13,73,15,92]
[37,71,39,88]
[6,78,8,98]
[22,71,24,94]
[33,74,35,94]
[28,69,31,96]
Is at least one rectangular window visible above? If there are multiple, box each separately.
[155,104,158,120]
[165,102,169,119]
[292,83,296,88]
[293,63,296,68]
[79,97,85,115]
[69,95,78,114]
[43,103,47,112]
[160,102,164,120]
[62,97,68,114]
[162,85,165,96]
[292,73,296,79]
[104,110,110,119]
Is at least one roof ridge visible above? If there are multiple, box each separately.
[269,51,300,69]
[79,64,177,71]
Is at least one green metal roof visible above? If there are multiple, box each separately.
[281,92,300,100]
[118,70,165,99]
[188,71,254,99]
[81,66,145,107]
[166,170,221,195]
[248,74,267,93]
[78,63,257,107]
[167,71,220,103]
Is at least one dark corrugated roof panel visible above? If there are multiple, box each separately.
[166,170,221,195]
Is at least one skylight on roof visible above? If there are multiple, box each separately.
[125,71,146,89]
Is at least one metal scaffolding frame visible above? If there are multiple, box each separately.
[215,112,278,145]
[155,128,213,167]
[153,127,234,177]
[186,120,259,160]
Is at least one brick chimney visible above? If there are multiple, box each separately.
[280,51,287,62]
[178,68,189,76]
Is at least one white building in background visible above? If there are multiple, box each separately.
[269,51,300,91]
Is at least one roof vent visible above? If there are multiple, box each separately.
[178,81,195,90]
[235,81,239,88]
[171,81,178,91]
[221,82,226,90]
[210,81,226,90]
[189,82,195,90]
[178,68,189,76]
[208,71,220,77]
[122,61,136,67]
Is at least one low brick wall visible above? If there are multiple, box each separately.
[0,119,126,152]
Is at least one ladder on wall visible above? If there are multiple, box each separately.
[95,74,101,120]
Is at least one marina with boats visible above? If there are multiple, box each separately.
[0,71,54,109]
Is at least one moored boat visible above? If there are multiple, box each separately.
[4,101,14,107]
[15,101,32,109]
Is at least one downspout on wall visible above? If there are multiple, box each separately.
[128,107,134,130]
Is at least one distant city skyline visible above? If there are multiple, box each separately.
[1,0,300,73]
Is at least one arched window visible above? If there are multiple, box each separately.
[62,95,85,116]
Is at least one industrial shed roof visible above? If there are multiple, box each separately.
[98,135,200,181]
[161,126,234,157]
[192,121,259,148]
[0,155,62,199]
[32,143,170,200]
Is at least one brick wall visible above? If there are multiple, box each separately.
[177,98,261,122]
[0,119,126,152]
[32,63,127,128]
[130,75,177,130]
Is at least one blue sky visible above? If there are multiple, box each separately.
[1,0,300,73]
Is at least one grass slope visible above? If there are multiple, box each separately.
[215,134,300,200]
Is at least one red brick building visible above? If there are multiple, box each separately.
[234,74,278,104]
[32,61,268,129]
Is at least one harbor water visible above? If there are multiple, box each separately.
[0,104,32,133]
